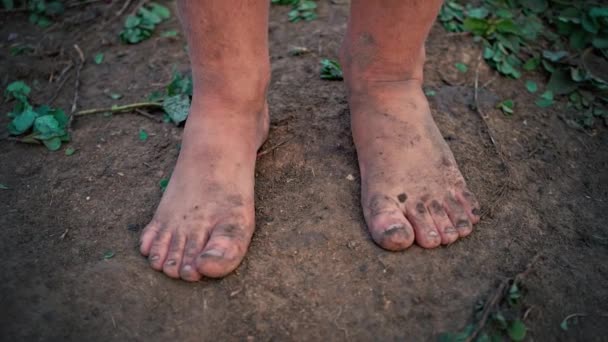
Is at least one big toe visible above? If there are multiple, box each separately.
[195,223,252,278]
[366,194,415,251]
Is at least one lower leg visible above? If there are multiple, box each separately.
[341,0,481,250]
[139,0,270,281]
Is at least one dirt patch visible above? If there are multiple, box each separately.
[1,2,607,341]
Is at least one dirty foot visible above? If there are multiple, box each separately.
[349,80,481,250]
[139,98,268,281]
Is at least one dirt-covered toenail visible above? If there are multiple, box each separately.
[165,259,177,266]
[456,219,469,229]
[149,255,159,261]
[428,230,438,237]
[444,226,456,234]
[384,224,408,237]
[415,202,426,214]
[201,249,224,258]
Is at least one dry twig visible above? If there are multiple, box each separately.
[465,254,542,342]
[257,137,294,158]
[75,102,163,116]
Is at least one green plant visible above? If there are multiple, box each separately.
[438,0,608,128]
[272,0,317,22]
[120,2,171,44]
[27,0,64,28]
[440,282,528,342]
[148,70,193,125]
[5,81,70,151]
[320,58,343,80]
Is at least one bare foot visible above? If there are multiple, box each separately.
[139,98,268,281]
[348,80,481,250]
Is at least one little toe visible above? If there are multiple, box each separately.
[147,230,172,271]
[428,199,459,245]
[445,193,473,238]
[365,194,415,251]
[406,201,442,249]
[457,188,482,224]
[139,222,162,256]
[179,233,207,282]
[162,232,186,279]
[196,223,252,278]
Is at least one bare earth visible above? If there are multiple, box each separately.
[1,2,607,341]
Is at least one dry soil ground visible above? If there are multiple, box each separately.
[1,1,607,341]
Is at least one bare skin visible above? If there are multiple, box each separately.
[341,0,481,250]
[140,0,482,281]
[139,0,270,281]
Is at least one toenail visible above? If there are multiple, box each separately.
[456,220,469,229]
[384,224,408,238]
[444,226,456,234]
[149,255,159,261]
[182,265,192,272]
[428,230,439,237]
[166,259,176,266]
[201,249,224,258]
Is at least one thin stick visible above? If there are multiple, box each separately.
[257,137,293,158]
[47,62,74,105]
[116,0,134,17]
[67,45,85,130]
[135,108,163,123]
[466,254,542,342]
[75,102,163,116]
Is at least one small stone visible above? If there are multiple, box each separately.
[346,174,355,181]
[86,196,91,201]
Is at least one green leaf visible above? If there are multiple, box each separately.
[507,319,527,341]
[536,90,554,107]
[64,147,76,156]
[522,0,547,13]
[42,137,62,151]
[163,94,191,125]
[33,115,63,139]
[523,57,540,71]
[103,250,115,259]
[526,80,538,93]
[592,37,608,49]
[139,128,149,141]
[5,80,31,102]
[463,17,489,36]
[159,178,169,192]
[496,19,520,35]
[320,59,343,80]
[468,7,489,19]
[589,7,608,18]
[161,29,178,37]
[108,92,123,100]
[0,183,8,190]
[560,318,569,331]
[125,15,141,28]
[425,89,436,97]
[148,2,171,19]
[8,106,37,135]
[2,0,14,10]
[543,50,568,62]
[547,68,579,95]
[497,99,514,115]
[139,6,162,25]
[93,52,104,64]
[455,62,468,73]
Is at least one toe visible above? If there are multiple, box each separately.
[179,232,207,282]
[147,230,172,271]
[162,232,186,279]
[445,193,473,238]
[406,201,442,248]
[428,199,459,245]
[196,222,252,278]
[456,188,482,224]
[139,222,162,256]
[365,194,414,250]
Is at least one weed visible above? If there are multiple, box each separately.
[272,0,317,22]
[139,128,149,141]
[4,81,70,151]
[93,53,104,65]
[120,2,171,44]
[438,0,608,128]
[320,59,343,80]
